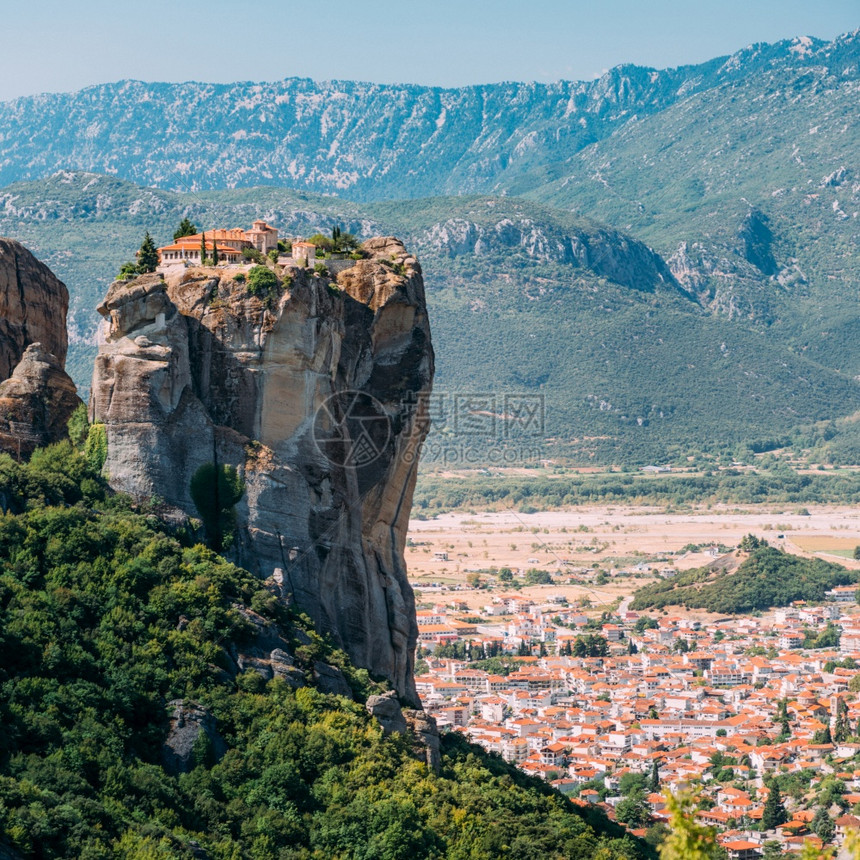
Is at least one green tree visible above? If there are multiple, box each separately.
[525,568,552,584]
[659,790,721,860]
[739,534,767,552]
[189,462,245,552]
[813,726,833,745]
[854,545,860,560]
[634,616,659,634]
[211,240,219,265]
[776,699,791,739]
[761,840,784,860]
[616,789,650,828]
[498,567,513,582]
[812,807,835,843]
[834,697,850,743]
[761,781,788,830]
[67,403,89,447]
[137,231,159,273]
[573,634,609,657]
[200,232,207,264]
[817,776,846,809]
[117,260,139,279]
[649,761,661,793]
[247,265,278,297]
[173,217,197,241]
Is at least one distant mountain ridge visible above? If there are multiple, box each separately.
[0,32,856,199]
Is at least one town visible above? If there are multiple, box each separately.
[412,530,860,857]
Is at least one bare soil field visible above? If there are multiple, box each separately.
[406,505,860,611]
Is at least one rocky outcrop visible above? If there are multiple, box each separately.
[0,343,81,458]
[366,690,440,772]
[90,238,433,704]
[404,709,441,772]
[366,690,408,737]
[0,238,69,378]
[416,216,684,295]
[161,700,227,775]
[0,239,80,457]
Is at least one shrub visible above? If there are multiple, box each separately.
[246,265,278,297]
[67,403,89,447]
[84,423,108,473]
[189,462,245,551]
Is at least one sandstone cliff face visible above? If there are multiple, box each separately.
[90,239,433,703]
[0,344,81,458]
[0,238,69,379]
[0,239,80,457]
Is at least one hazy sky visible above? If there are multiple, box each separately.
[1,0,857,102]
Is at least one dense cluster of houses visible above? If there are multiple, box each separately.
[415,586,860,855]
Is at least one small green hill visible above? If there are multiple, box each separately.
[630,544,857,614]
[0,442,646,860]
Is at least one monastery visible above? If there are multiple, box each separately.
[156,220,317,268]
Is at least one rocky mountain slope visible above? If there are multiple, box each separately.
[529,33,860,377]
[90,238,433,702]
[0,33,856,200]
[0,239,80,457]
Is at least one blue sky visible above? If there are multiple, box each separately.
[1,0,857,102]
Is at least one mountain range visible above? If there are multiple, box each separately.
[0,30,857,464]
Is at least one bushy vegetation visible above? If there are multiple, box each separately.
[0,444,649,859]
[413,468,860,514]
[246,264,278,297]
[189,462,245,552]
[631,546,857,613]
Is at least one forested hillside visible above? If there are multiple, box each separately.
[631,544,857,613]
[0,441,646,859]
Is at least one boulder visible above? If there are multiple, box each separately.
[161,700,227,775]
[366,690,408,736]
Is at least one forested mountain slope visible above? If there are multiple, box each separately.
[1,173,858,464]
